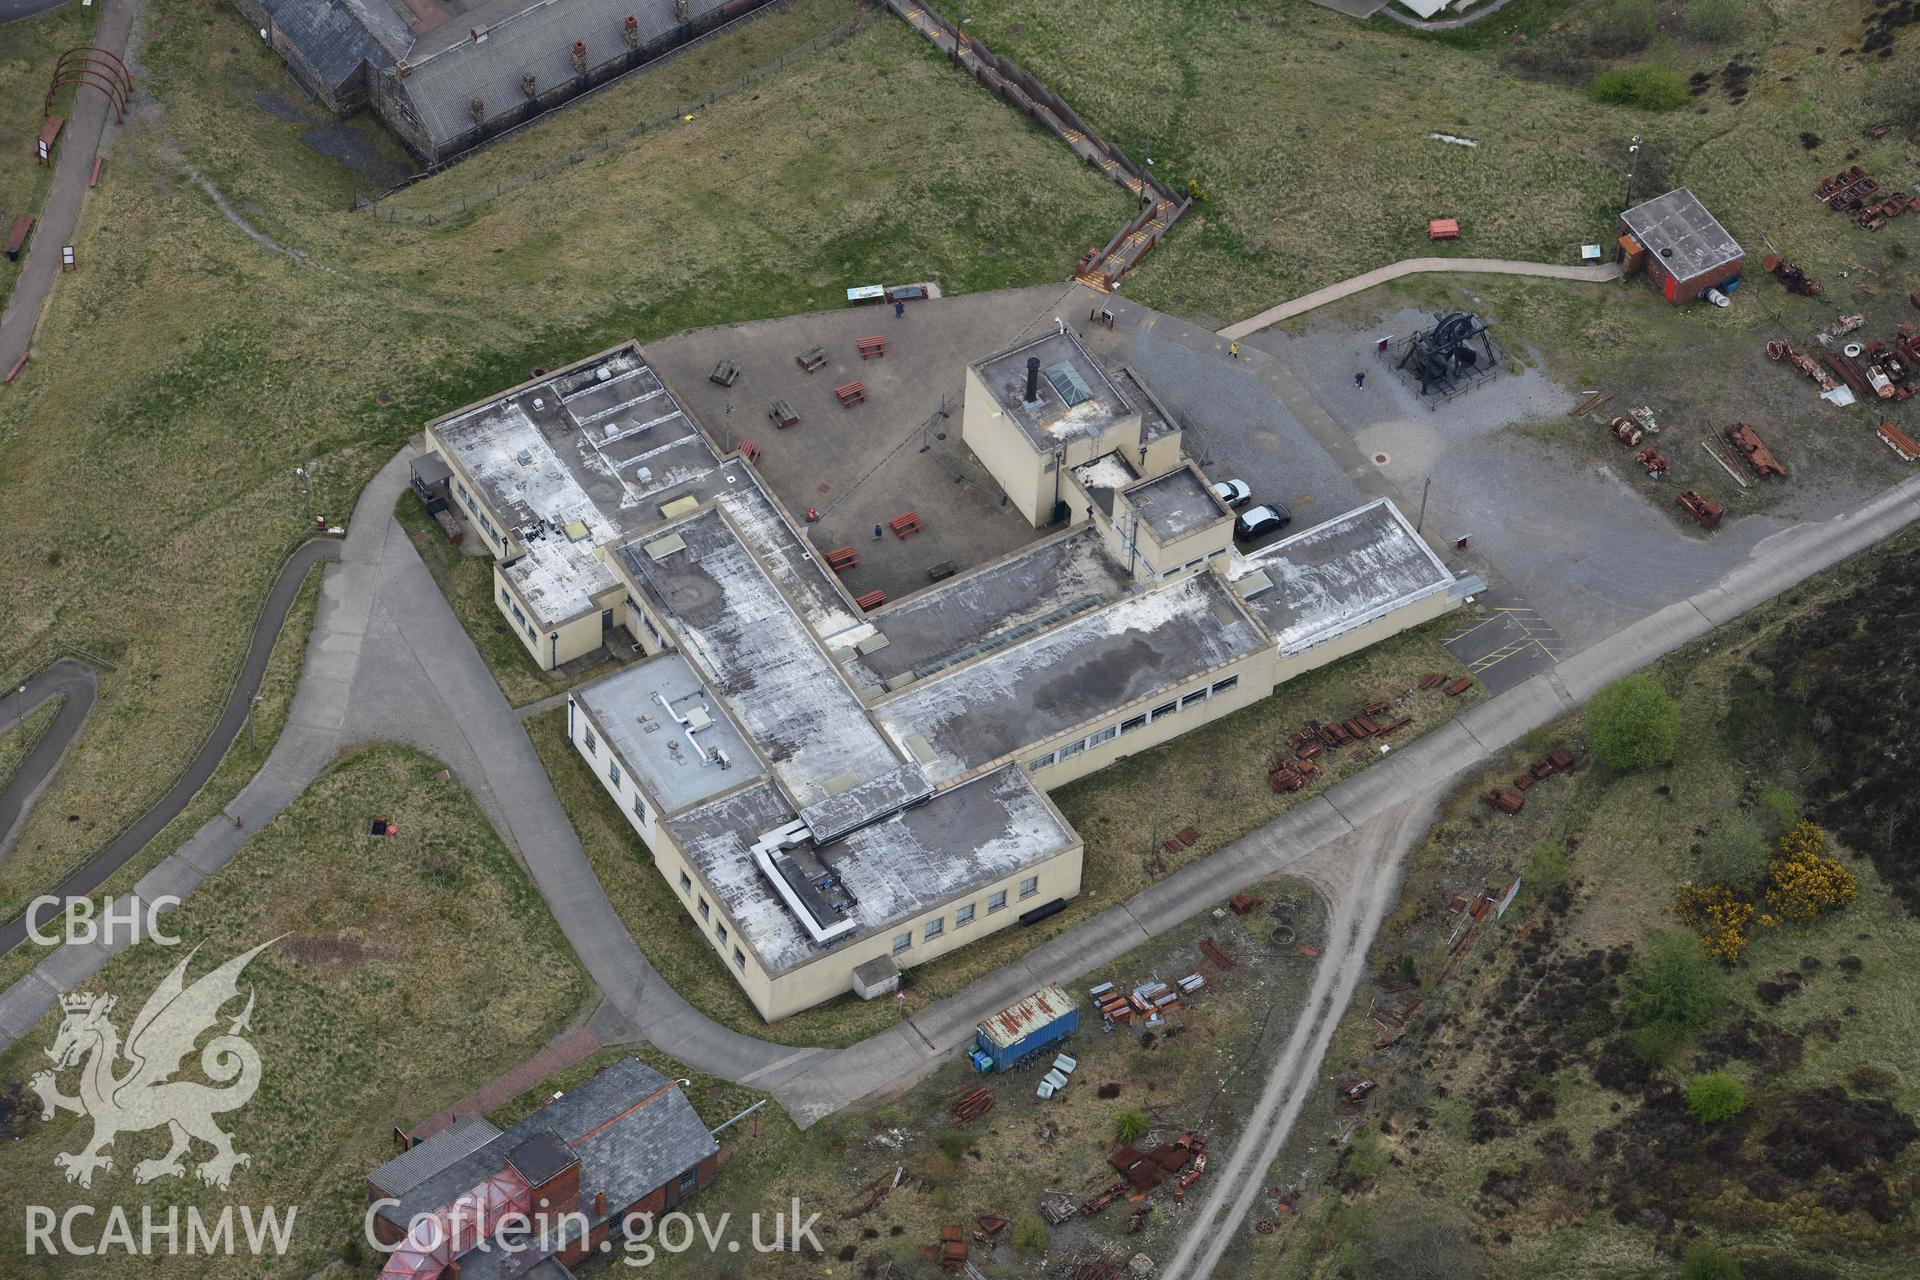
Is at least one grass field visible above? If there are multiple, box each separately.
[0,4,93,309]
[1213,526,1920,1280]
[0,0,1128,930]
[530,610,1473,1045]
[955,0,1920,325]
[0,744,591,1280]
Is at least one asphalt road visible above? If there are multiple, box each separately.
[0,538,341,954]
[0,0,71,22]
[0,658,98,857]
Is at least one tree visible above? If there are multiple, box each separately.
[1113,1106,1149,1143]
[1011,1215,1047,1252]
[1700,812,1770,889]
[1625,930,1724,1039]
[1687,1073,1749,1124]
[1353,1198,1483,1280]
[1586,675,1679,769]
[1682,1242,1743,1280]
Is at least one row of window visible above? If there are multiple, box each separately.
[890,876,1040,954]
[455,481,501,548]
[1027,675,1240,774]
[677,868,747,971]
[580,719,650,825]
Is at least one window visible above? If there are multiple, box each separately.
[1212,675,1239,695]
[892,932,912,954]
[678,1170,698,1193]
[1019,876,1039,900]
[1151,701,1177,720]
[698,898,710,920]
[1181,689,1209,709]
[608,760,621,787]
[510,600,527,625]
[1121,714,1148,735]
[1059,738,1087,760]
[956,904,975,927]
[525,621,535,641]
[500,588,510,607]
[1028,753,1055,773]
[924,917,944,941]
[582,728,597,755]
[458,483,470,505]
[988,890,1008,913]
[1089,726,1117,747]
[734,948,746,969]
[716,923,728,945]
[633,792,648,821]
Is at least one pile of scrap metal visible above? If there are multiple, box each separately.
[1039,1193,1076,1225]
[1823,327,1919,402]
[1878,421,1920,464]
[1609,415,1645,446]
[1635,446,1669,477]
[1762,252,1822,296]
[1767,339,1840,392]
[1859,193,1919,232]
[1817,165,1878,210]
[936,1224,968,1273]
[1677,490,1725,529]
[1106,1133,1207,1201]
[1831,313,1867,337]
[1726,423,1787,477]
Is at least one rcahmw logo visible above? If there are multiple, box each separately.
[21,939,298,1257]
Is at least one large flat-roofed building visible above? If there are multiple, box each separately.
[424,329,1476,1021]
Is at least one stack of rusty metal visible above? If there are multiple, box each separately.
[936,1224,968,1273]
[1513,746,1576,792]
[1677,490,1725,529]
[1726,423,1787,477]
[952,1086,994,1125]
[1762,253,1822,296]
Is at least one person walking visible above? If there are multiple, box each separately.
[873,523,884,540]
[894,300,905,319]
[1354,371,1366,388]
[1229,342,1239,359]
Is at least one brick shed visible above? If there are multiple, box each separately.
[1618,187,1745,305]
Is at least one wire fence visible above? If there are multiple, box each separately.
[357,12,868,226]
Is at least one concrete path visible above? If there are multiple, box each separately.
[0,0,137,380]
[0,539,340,954]
[0,658,96,861]
[1217,258,1623,341]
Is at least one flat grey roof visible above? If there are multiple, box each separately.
[974,329,1135,451]
[573,654,762,817]
[667,766,1077,975]
[617,506,928,842]
[840,526,1130,690]
[1071,452,1140,518]
[1621,187,1743,283]
[875,571,1270,786]
[1125,465,1228,545]
[503,534,616,627]
[1116,366,1179,443]
[1228,499,1455,655]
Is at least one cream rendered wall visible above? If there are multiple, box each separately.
[961,366,1051,526]
[1015,644,1275,792]
[1139,430,1184,480]
[1271,587,1459,684]
[494,564,617,672]
[567,697,663,851]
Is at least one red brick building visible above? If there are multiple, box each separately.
[366,1058,719,1279]
[1618,187,1745,305]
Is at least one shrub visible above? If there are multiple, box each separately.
[1701,813,1771,889]
[934,1128,972,1162]
[1688,1072,1750,1124]
[1625,930,1725,1039]
[1527,841,1571,900]
[1011,1215,1047,1252]
[1683,0,1744,41]
[1766,822,1856,924]
[1673,882,1756,964]
[1588,64,1692,111]
[1113,1106,1149,1143]
[1587,675,1680,769]
[1683,1242,1744,1280]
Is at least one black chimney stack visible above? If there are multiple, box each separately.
[1025,356,1040,403]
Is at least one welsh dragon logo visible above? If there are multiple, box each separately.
[29,940,276,1190]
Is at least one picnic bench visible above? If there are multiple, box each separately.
[768,398,799,429]
[854,589,887,611]
[1427,217,1460,242]
[5,215,32,262]
[888,511,921,538]
[825,546,859,574]
[835,381,866,407]
[708,360,740,387]
[796,346,829,373]
[856,335,887,360]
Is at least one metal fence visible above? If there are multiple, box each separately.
[358,10,868,226]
